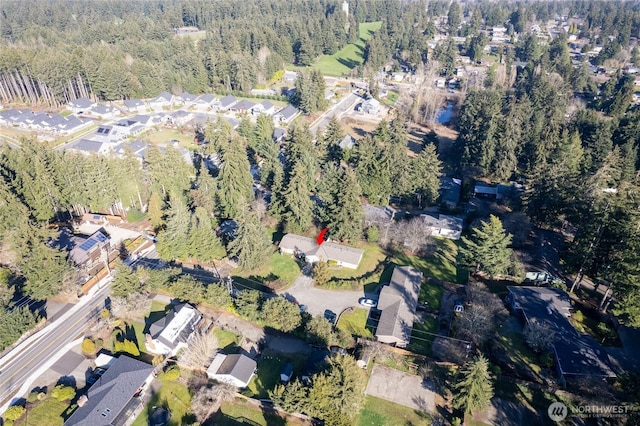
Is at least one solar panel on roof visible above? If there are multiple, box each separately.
[93,215,101,220]
[79,238,99,251]
[95,233,107,242]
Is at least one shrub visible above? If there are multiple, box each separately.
[81,338,97,355]
[100,308,111,319]
[366,226,379,242]
[27,391,40,403]
[4,405,25,422]
[51,384,76,401]
[312,261,330,286]
[162,365,181,381]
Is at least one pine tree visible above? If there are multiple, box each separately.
[148,192,164,230]
[459,215,513,278]
[216,136,254,218]
[452,354,494,416]
[320,116,345,165]
[228,212,273,270]
[111,264,141,298]
[282,162,314,233]
[188,207,225,262]
[321,168,363,242]
[156,195,191,261]
[412,144,443,206]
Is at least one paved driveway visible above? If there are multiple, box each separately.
[281,273,373,317]
[365,364,435,413]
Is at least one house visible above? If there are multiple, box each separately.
[193,94,218,111]
[280,363,294,382]
[90,104,120,119]
[279,233,364,269]
[176,91,198,107]
[60,116,92,134]
[92,125,126,144]
[363,204,397,226]
[439,177,461,208]
[123,99,146,113]
[375,266,423,348]
[434,78,446,89]
[251,100,276,116]
[506,286,616,387]
[68,97,97,114]
[206,353,257,388]
[273,128,286,143]
[166,110,194,127]
[420,213,463,240]
[338,134,355,150]
[53,228,111,276]
[149,91,174,110]
[361,98,380,114]
[273,105,300,124]
[66,139,111,155]
[145,303,202,356]
[64,356,154,426]
[0,108,25,126]
[283,70,298,82]
[217,95,238,111]
[230,99,256,114]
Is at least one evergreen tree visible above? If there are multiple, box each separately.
[111,264,141,298]
[320,116,345,165]
[216,136,254,218]
[447,2,462,35]
[228,212,272,270]
[459,215,513,277]
[282,162,314,233]
[320,168,363,242]
[412,144,443,206]
[261,297,302,332]
[452,354,494,416]
[156,195,191,261]
[188,207,225,262]
[148,192,164,230]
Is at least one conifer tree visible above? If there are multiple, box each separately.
[228,211,272,270]
[216,136,254,218]
[452,354,494,416]
[321,167,363,242]
[188,207,225,262]
[156,195,191,261]
[459,215,513,277]
[282,162,314,233]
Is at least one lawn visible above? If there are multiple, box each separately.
[391,237,461,284]
[131,321,148,354]
[235,252,301,290]
[213,327,240,351]
[408,315,438,356]
[381,91,399,107]
[243,350,307,399]
[131,377,193,426]
[356,395,431,426]
[146,129,196,148]
[492,330,543,380]
[212,399,307,425]
[17,397,68,426]
[311,22,382,76]
[337,308,373,338]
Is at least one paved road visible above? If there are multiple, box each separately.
[282,271,377,317]
[0,285,111,406]
[310,93,360,136]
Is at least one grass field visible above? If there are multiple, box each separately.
[213,327,240,352]
[329,242,386,280]
[337,308,373,338]
[17,397,68,426]
[356,395,431,426]
[243,350,307,399]
[311,21,382,76]
[391,238,460,284]
[212,399,307,425]
[235,252,301,289]
[408,315,438,356]
[146,129,196,147]
[131,376,193,426]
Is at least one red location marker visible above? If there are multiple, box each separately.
[316,228,329,245]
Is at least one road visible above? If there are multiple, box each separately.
[0,285,111,406]
[310,92,360,136]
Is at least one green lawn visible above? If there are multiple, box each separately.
[146,129,196,148]
[391,237,460,283]
[131,377,193,426]
[212,400,305,425]
[493,330,543,378]
[243,350,307,399]
[419,282,445,311]
[17,397,68,426]
[408,315,438,356]
[356,395,431,426]
[311,22,382,76]
[381,90,399,107]
[131,321,148,354]
[236,252,301,290]
[337,308,373,338]
[213,327,240,351]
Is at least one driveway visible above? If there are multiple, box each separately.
[365,364,435,413]
[282,273,373,317]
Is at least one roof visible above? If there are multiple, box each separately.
[276,105,299,120]
[91,104,114,115]
[123,99,145,108]
[375,266,423,344]
[149,303,201,350]
[64,356,154,426]
[219,95,237,108]
[207,353,256,385]
[273,128,286,140]
[153,91,173,102]
[68,230,110,265]
[279,234,364,267]
[363,205,397,223]
[507,286,615,378]
[69,97,96,109]
[338,134,355,149]
[421,213,463,232]
[196,94,217,104]
[68,139,105,153]
[179,91,198,102]
[233,99,256,110]
[439,177,461,206]
[260,100,275,110]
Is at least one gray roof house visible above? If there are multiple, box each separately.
[363,204,397,226]
[217,95,238,111]
[279,233,364,269]
[68,97,97,114]
[439,177,462,208]
[506,286,616,387]
[149,91,174,109]
[420,213,463,240]
[375,266,423,348]
[123,99,146,113]
[193,94,218,111]
[145,303,202,356]
[66,139,109,155]
[206,353,257,388]
[338,134,355,150]
[274,105,300,124]
[230,99,256,113]
[64,356,154,426]
[90,104,120,119]
[177,91,198,106]
[251,100,276,115]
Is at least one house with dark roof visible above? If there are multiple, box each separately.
[230,99,256,113]
[193,94,218,111]
[149,91,174,110]
[375,266,423,347]
[251,100,276,116]
[420,213,463,240]
[64,355,154,426]
[90,104,120,119]
[506,286,616,387]
[439,177,462,208]
[338,134,355,150]
[145,303,202,356]
[279,233,364,269]
[273,105,300,124]
[176,91,198,107]
[166,110,194,127]
[273,128,286,143]
[53,228,111,276]
[217,95,238,111]
[66,139,110,155]
[68,97,97,114]
[206,353,257,388]
[123,99,146,113]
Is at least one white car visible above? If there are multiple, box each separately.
[359,298,377,308]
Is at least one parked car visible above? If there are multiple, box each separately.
[324,309,337,324]
[329,346,347,356]
[358,298,377,308]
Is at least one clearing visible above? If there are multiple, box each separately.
[356,395,431,426]
[146,129,196,148]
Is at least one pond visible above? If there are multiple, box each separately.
[436,101,455,124]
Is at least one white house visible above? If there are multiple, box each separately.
[251,100,276,116]
[149,91,174,110]
[206,353,257,388]
[89,104,120,119]
[273,105,300,124]
[123,99,146,113]
[145,303,202,356]
[420,213,463,240]
[193,94,218,111]
[279,233,364,269]
[217,95,238,111]
[68,97,97,114]
[177,91,198,107]
[361,98,380,114]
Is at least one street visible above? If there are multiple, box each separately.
[0,285,111,407]
[310,92,360,136]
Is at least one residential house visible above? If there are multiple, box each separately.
[68,97,97,114]
[420,213,463,240]
[434,78,446,89]
[66,139,111,156]
[279,233,364,269]
[64,356,155,426]
[145,303,202,356]
[90,104,120,119]
[123,99,146,113]
[166,110,194,127]
[193,94,218,111]
[375,266,423,347]
[59,116,92,134]
[217,95,238,111]
[273,128,286,143]
[0,108,25,126]
[473,181,521,201]
[363,204,397,226]
[230,99,256,114]
[52,228,112,277]
[338,134,355,150]
[361,98,380,114]
[273,105,300,124]
[129,114,154,127]
[206,353,257,388]
[439,177,461,208]
[176,91,198,107]
[149,91,174,110]
[506,286,616,387]
[92,125,127,144]
[251,100,276,116]
[283,70,298,82]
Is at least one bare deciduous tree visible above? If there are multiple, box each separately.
[389,217,433,255]
[523,321,555,352]
[192,383,237,423]
[178,330,218,370]
[110,292,151,321]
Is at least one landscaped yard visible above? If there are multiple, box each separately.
[235,252,301,290]
[391,237,461,284]
[492,329,544,381]
[131,321,148,354]
[16,397,69,426]
[131,376,193,426]
[336,308,373,338]
[408,315,438,356]
[212,399,308,425]
[146,129,196,147]
[243,350,307,399]
[356,395,431,426]
[212,327,240,351]
[311,22,382,76]
[329,242,386,281]
[381,90,399,107]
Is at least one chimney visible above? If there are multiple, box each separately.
[77,395,88,407]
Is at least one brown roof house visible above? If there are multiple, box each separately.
[375,266,423,347]
[278,233,364,270]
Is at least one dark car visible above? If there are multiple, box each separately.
[323,309,337,324]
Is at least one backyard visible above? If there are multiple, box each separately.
[146,129,196,147]
[336,308,373,338]
[15,396,69,426]
[242,350,307,399]
[131,375,194,426]
[212,399,310,426]
[235,252,301,291]
[356,395,431,426]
